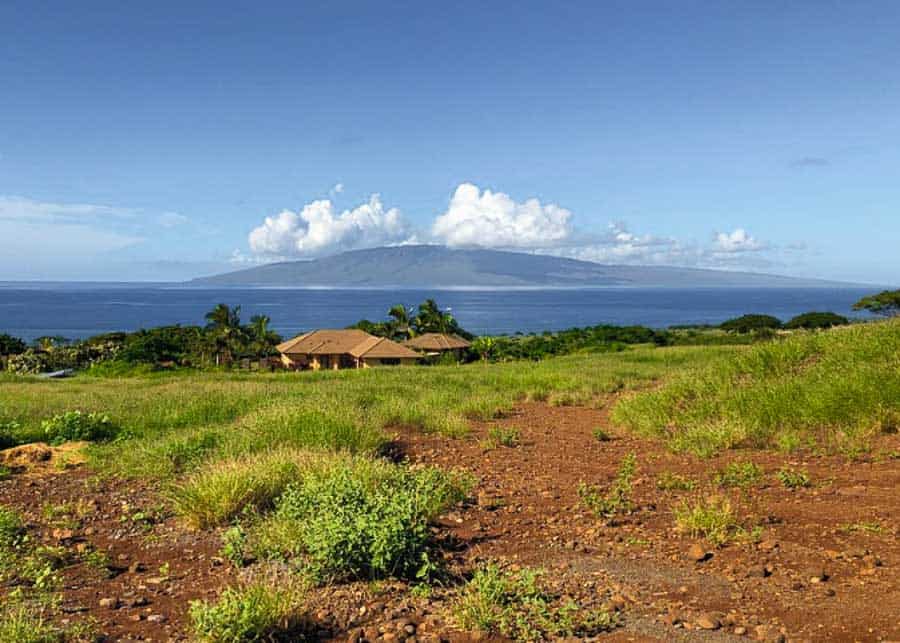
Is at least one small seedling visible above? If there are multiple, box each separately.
[481,427,520,450]
[579,453,637,518]
[656,472,696,491]
[673,495,737,546]
[592,427,612,442]
[840,521,883,535]
[714,461,763,488]
[776,466,811,489]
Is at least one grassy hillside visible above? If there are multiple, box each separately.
[612,319,900,457]
[0,346,730,480]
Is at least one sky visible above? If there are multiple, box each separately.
[1,1,899,283]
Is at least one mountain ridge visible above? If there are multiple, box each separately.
[190,245,850,288]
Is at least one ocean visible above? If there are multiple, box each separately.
[0,285,877,343]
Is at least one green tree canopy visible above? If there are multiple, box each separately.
[720,314,782,333]
[853,290,900,317]
[0,333,26,355]
[785,311,849,330]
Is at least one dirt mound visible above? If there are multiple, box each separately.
[0,441,87,473]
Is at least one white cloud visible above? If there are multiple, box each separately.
[248,194,415,259]
[330,182,344,195]
[431,183,572,248]
[0,195,134,223]
[712,228,767,253]
[157,212,190,228]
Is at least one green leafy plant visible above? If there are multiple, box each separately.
[578,453,637,518]
[592,427,612,442]
[221,525,249,568]
[41,411,118,445]
[0,420,21,449]
[190,584,309,643]
[484,426,520,449]
[776,466,811,489]
[714,461,763,488]
[453,564,616,640]
[253,462,469,582]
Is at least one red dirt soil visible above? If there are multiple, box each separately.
[1,401,898,642]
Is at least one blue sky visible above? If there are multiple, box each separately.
[1,1,898,283]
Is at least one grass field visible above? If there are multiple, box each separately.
[0,345,731,480]
[613,319,900,457]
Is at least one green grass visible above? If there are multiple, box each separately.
[613,320,900,457]
[776,466,811,489]
[713,461,764,488]
[673,495,738,546]
[0,346,727,479]
[578,453,637,518]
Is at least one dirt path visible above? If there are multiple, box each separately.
[1,403,898,641]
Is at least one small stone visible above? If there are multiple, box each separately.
[146,614,167,623]
[128,561,146,573]
[687,543,711,562]
[746,564,770,578]
[734,626,747,635]
[696,613,721,630]
[758,539,779,552]
[806,567,828,583]
[99,597,119,609]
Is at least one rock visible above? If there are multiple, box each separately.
[805,567,828,583]
[734,625,747,635]
[746,564,771,578]
[687,543,711,562]
[128,561,146,573]
[758,539,779,552]
[146,614,167,623]
[99,597,119,609]
[52,528,76,541]
[696,613,721,630]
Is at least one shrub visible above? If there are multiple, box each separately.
[578,453,637,518]
[673,496,737,546]
[0,334,26,356]
[785,312,849,330]
[453,564,616,640]
[720,314,782,333]
[592,427,612,442]
[41,411,118,445]
[0,421,21,449]
[714,461,763,488]
[190,584,309,643]
[853,289,900,317]
[0,505,24,548]
[254,461,470,582]
[776,466,811,489]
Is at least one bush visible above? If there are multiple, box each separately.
[453,564,616,640]
[190,584,309,643]
[720,314,782,333]
[785,312,849,330]
[0,334,26,356]
[0,421,21,449]
[253,461,470,582]
[578,453,637,518]
[41,411,119,445]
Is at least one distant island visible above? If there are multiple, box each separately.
[191,245,847,288]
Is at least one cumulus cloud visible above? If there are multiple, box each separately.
[247,194,415,259]
[330,182,344,195]
[712,228,767,253]
[431,183,572,248]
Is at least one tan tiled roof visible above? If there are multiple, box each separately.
[404,332,471,351]
[277,329,420,360]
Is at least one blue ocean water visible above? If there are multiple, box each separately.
[0,285,876,342]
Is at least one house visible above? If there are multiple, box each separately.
[403,332,472,359]
[276,329,421,370]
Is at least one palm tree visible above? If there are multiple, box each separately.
[246,314,281,356]
[471,336,496,362]
[387,304,413,339]
[204,304,243,365]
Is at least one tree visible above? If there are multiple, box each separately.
[245,315,281,356]
[471,336,496,362]
[387,304,413,339]
[720,314,782,334]
[413,299,470,337]
[785,311,849,330]
[853,290,900,317]
[0,333,26,355]
[204,304,244,365]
